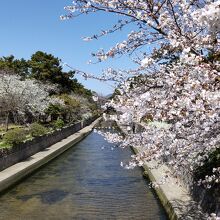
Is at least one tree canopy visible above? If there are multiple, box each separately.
[0,55,29,78]
[0,51,99,129]
[29,51,73,91]
[0,51,93,96]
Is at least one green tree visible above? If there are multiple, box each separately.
[45,103,64,121]
[59,94,81,122]
[29,51,74,92]
[0,55,29,78]
[71,78,93,99]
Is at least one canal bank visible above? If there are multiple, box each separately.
[118,124,207,220]
[0,117,101,193]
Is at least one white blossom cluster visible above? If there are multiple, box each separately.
[198,168,220,189]
[63,0,220,68]
[103,61,220,186]
[0,72,63,120]
[193,0,220,34]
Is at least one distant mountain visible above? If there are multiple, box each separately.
[105,94,113,99]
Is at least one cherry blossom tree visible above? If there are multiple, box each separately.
[0,71,63,130]
[62,0,220,207]
[62,0,219,68]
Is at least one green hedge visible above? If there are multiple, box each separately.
[53,118,65,129]
[3,128,27,146]
[29,123,48,137]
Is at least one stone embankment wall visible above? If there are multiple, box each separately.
[0,117,97,171]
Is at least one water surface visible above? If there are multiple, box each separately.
[0,131,167,220]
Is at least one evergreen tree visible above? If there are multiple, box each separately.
[29,51,74,92]
[0,55,29,78]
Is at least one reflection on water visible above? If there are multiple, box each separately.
[0,130,167,220]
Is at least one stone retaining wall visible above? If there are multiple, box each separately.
[0,116,98,171]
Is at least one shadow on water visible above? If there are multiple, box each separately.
[16,189,69,204]
[0,122,168,220]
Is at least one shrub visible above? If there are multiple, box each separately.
[194,148,220,182]
[29,123,48,137]
[54,118,65,129]
[3,128,27,146]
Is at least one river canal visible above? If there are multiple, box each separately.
[0,130,167,220]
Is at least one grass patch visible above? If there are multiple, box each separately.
[0,124,24,131]
[0,141,12,149]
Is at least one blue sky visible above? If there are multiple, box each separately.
[0,0,137,95]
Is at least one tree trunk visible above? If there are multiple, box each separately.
[12,112,18,124]
[5,112,9,132]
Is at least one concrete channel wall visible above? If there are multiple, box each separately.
[0,117,101,193]
[0,117,97,171]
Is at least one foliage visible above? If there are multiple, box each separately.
[71,78,93,99]
[110,89,121,99]
[0,124,23,132]
[194,149,220,188]
[0,55,29,78]
[29,51,75,93]
[0,141,11,149]
[58,94,80,122]
[53,118,65,129]
[3,128,27,146]
[29,123,48,137]
[60,94,80,108]
[0,66,97,128]
[0,51,94,97]
[45,103,64,120]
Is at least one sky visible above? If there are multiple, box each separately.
[0,0,137,95]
